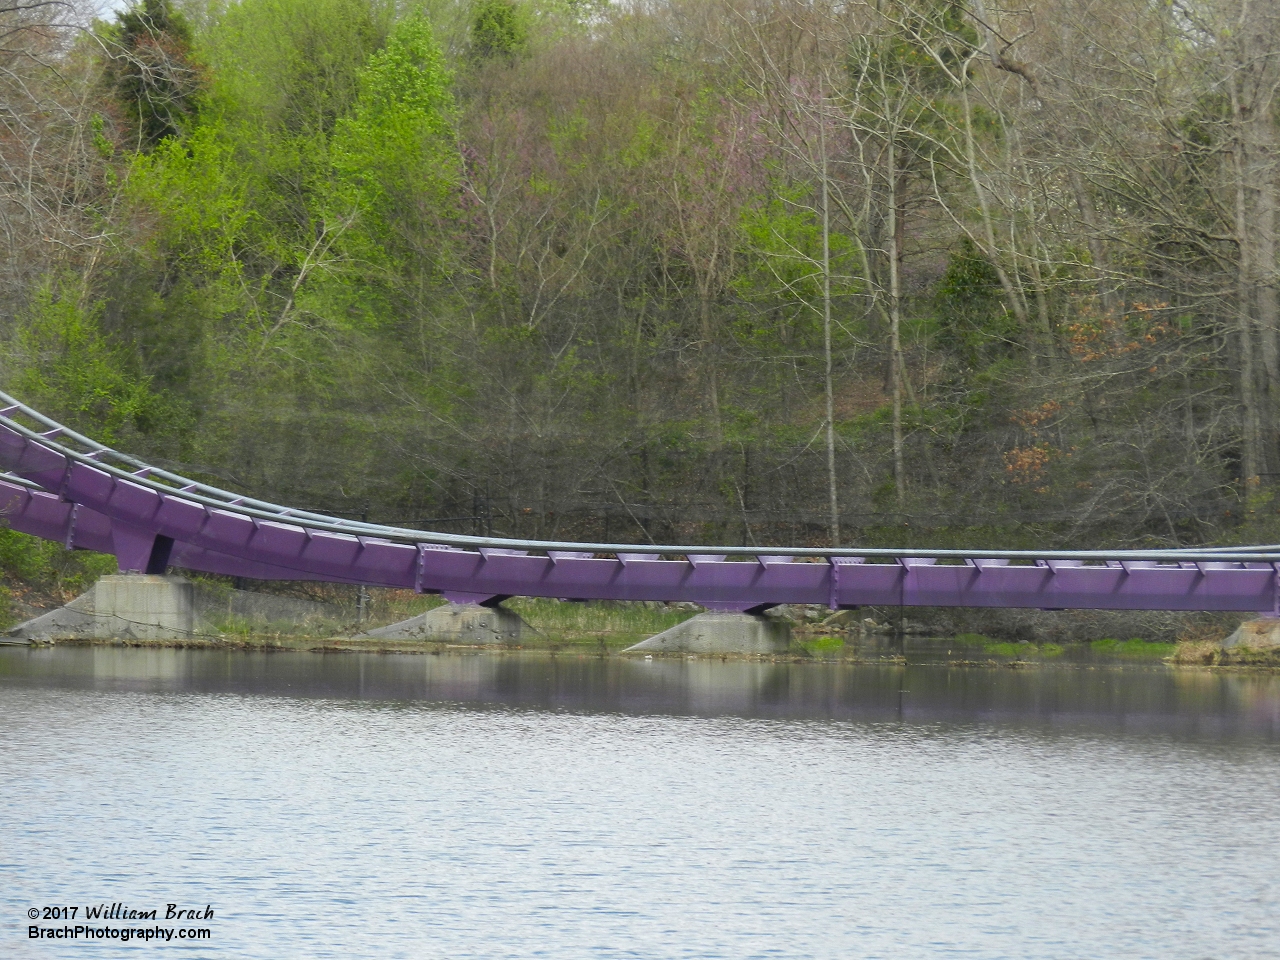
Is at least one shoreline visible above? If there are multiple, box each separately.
[8,634,1280,671]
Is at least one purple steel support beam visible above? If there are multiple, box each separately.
[412,547,1277,612]
[0,477,111,552]
[3,392,1280,614]
[0,477,362,583]
[109,520,170,574]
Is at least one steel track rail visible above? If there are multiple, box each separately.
[5,390,1280,615]
[2,390,1278,565]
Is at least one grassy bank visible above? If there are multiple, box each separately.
[15,627,1280,670]
[1171,642,1280,668]
[506,598,697,650]
[183,587,699,650]
[946,633,1179,662]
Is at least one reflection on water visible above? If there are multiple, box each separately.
[2,646,1278,735]
[2,648,1279,959]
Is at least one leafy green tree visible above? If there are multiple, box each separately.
[13,277,171,444]
[327,13,460,279]
[208,0,391,139]
[470,0,528,61]
[108,0,203,149]
[0,529,118,626]
[203,0,393,281]
[932,237,1015,368]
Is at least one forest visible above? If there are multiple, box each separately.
[2,0,1279,575]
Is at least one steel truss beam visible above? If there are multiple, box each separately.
[2,390,1277,613]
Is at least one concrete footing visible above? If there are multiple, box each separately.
[1223,618,1280,650]
[357,603,534,645]
[7,575,353,642]
[8,575,197,641]
[624,611,792,655]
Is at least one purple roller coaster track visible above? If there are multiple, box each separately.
[2,390,1279,614]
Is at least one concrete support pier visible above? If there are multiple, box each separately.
[624,611,792,655]
[1223,618,1280,651]
[357,603,533,645]
[8,575,196,641]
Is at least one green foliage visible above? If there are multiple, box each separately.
[933,237,1017,365]
[953,634,1174,660]
[736,187,862,349]
[327,14,459,276]
[955,635,1060,659]
[1175,90,1230,155]
[0,530,117,627]
[506,598,695,648]
[1090,638,1177,659]
[109,0,203,148]
[91,113,115,159]
[0,0,1260,589]
[116,1,460,399]
[208,0,391,139]
[857,0,977,95]
[800,634,846,656]
[983,640,1029,657]
[126,127,249,280]
[470,0,528,61]
[202,0,394,289]
[13,278,171,443]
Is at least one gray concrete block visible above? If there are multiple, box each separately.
[7,576,362,642]
[1223,618,1280,650]
[624,611,792,654]
[7,575,196,641]
[4,593,100,640]
[357,603,533,644]
[95,575,195,639]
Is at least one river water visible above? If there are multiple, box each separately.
[2,647,1278,959]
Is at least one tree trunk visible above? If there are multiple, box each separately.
[887,136,905,509]
[1069,168,1120,322]
[700,295,723,448]
[1257,173,1279,480]
[1228,0,1280,483]
[959,45,1030,345]
[821,103,840,546]
[1232,76,1264,483]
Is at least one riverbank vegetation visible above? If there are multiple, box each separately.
[3,0,1280,577]
[0,530,117,628]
